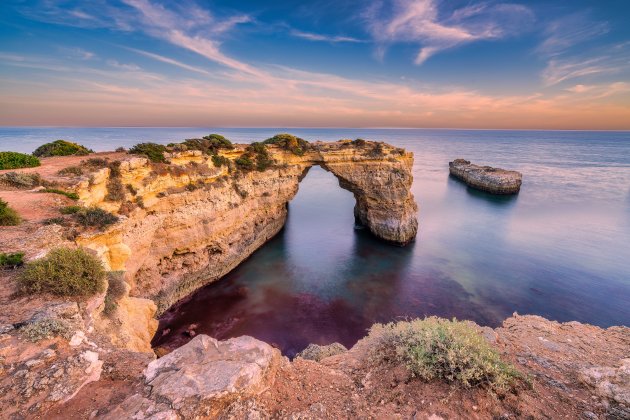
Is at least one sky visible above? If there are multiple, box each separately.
[1,0,629,129]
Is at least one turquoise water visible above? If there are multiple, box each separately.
[2,128,629,355]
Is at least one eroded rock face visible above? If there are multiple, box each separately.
[449,158,522,194]
[75,141,418,316]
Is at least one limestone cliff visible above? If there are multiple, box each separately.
[75,140,417,319]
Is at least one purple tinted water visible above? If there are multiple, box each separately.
[2,128,629,356]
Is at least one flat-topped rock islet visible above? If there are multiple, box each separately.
[449,158,522,194]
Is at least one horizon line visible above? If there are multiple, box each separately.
[1,125,629,133]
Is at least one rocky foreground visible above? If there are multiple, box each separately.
[449,159,523,194]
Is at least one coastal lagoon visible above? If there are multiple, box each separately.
[3,128,629,356]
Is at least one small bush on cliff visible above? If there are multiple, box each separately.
[33,140,93,157]
[0,198,21,226]
[74,207,119,228]
[129,142,167,163]
[105,161,125,201]
[17,247,106,296]
[263,134,309,156]
[174,134,234,155]
[0,252,24,268]
[103,271,127,315]
[21,318,73,342]
[0,171,43,189]
[40,188,80,200]
[248,142,274,171]
[211,154,230,168]
[58,165,83,176]
[369,317,521,393]
[59,205,81,214]
[0,152,40,170]
[234,154,255,171]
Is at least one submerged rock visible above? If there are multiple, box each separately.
[449,159,522,194]
[296,342,348,361]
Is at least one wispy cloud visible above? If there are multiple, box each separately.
[365,0,534,64]
[537,12,629,86]
[537,12,609,57]
[125,47,211,76]
[542,57,616,86]
[290,29,364,43]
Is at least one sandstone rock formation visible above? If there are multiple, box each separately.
[73,140,417,319]
[449,158,522,194]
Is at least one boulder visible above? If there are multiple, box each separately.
[142,335,281,418]
[449,159,522,194]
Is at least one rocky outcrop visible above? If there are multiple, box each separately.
[449,158,522,194]
[109,335,282,418]
[74,141,417,319]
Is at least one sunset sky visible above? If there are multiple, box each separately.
[1,0,629,129]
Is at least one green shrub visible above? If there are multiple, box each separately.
[129,142,167,163]
[0,198,21,226]
[263,134,309,156]
[0,152,40,170]
[83,157,109,168]
[103,271,127,315]
[105,161,124,201]
[369,317,521,393]
[20,318,73,342]
[352,138,367,147]
[17,247,106,296]
[57,166,83,176]
[40,188,79,200]
[248,142,274,171]
[176,134,234,156]
[74,207,119,228]
[115,147,126,152]
[33,140,92,157]
[59,205,81,215]
[0,252,24,268]
[0,171,43,188]
[211,154,230,167]
[234,154,255,171]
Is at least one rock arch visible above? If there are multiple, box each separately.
[78,140,418,314]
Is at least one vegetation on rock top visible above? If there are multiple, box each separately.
[17,247,106,296]
[129,142,167,163]
[40,188,80,200]
[32,140,93,157]
[264,133,309,156]
[74,207,119,228]
[369,317,522,393]
[170,134,234,156]
[0,151,41,170]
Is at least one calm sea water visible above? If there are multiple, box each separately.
[2,127,629,356]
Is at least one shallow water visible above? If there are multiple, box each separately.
[2,128,629,356]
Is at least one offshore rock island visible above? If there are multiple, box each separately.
[449,158,523,194]
[0,137,628,419]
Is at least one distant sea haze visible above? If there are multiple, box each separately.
[3,127,629,356]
